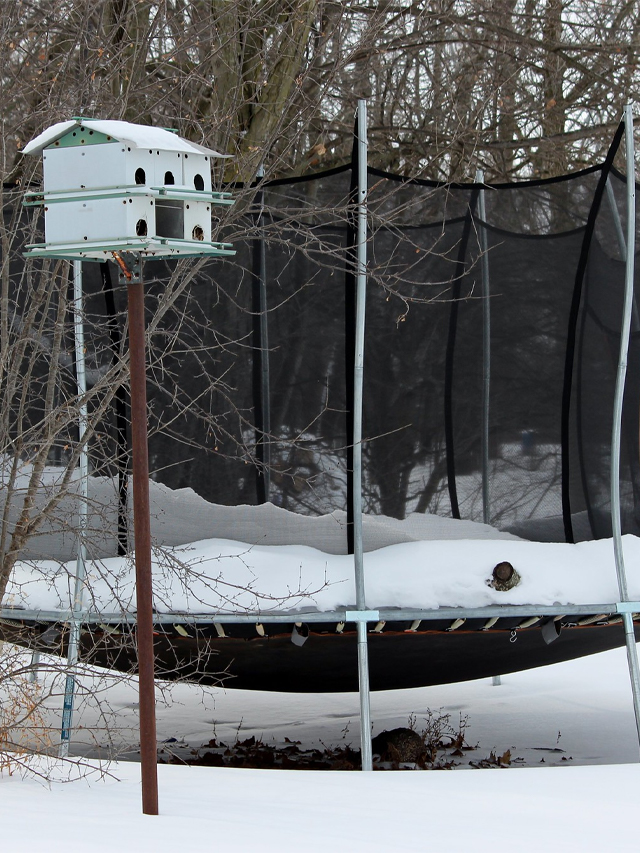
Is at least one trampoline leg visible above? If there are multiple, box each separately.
[351,98,373,772]
[609,105,640,757]
[60,259,88,759]
[357,621,373,771]
[622,612,640,754]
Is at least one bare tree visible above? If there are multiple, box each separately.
[0,0,638,601]
[2,2,640,183]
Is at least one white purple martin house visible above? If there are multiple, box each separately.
[22,118,234,260]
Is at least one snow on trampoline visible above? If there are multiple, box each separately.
[7,530,640,616]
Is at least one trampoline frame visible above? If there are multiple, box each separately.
[11,102,640,776]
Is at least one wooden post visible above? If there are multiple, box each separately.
[122,254,158,815]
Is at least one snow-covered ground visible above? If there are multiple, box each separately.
[2,644,640,851]
[4,479,640,849]
[3,759,639,852]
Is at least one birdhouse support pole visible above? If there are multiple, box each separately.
[120,253,159,815]
[59,260,89,757]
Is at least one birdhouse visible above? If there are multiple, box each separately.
[22,118,235,261]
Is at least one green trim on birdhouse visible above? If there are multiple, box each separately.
[23,185,235,208]
[151,186,234,205]
[46,125,116,149]
[23,236,235,261]
[23,185,151,206]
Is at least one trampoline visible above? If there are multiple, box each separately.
[2,489,640,692]
[2,108,640,720]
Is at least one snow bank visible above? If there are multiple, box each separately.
[1,758,639,853]
[7,534,640,615]
[0,466,521,562]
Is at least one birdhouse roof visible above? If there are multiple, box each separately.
[23,118,229,157]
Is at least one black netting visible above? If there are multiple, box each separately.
[6,123,640,551]
[359,169,604,538]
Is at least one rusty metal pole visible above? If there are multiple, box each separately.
[121,253,158,815]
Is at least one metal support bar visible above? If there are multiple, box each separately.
[346,610,380,622]
[124,255,159,815]
[617,602,640,613]
[356,620,372,769]
[610,104,640,757]
[475,170,491,525]
[623,612,640,744]
[59,260,89,757]
[5,602,640,625]
[353,99,373,771]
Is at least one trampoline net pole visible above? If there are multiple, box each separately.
[353,98,373,771]
[252,163,271,502]
[611,104,640,752]
[475,169,491,526]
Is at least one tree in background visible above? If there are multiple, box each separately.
[1,0,639,601]
[1,1,639,184]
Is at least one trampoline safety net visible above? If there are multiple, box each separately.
[6,123,640,554]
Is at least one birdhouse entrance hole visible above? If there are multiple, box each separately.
[136,219,148,237]
[135,167,146,185]
[155,198,184,238]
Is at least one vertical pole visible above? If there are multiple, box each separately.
[125,257,158,814]
[59,260,88,757]
[252,164,271,502]
[605,177,640,331]
[622,609,640,746]
[345,128,358,555]
[353,99,373,771]
[475,170,491,525]
[610,104,640,752]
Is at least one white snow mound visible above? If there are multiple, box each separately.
[6,534,640,616]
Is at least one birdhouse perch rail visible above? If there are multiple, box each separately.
[23,236,235,261]
[23,186,234,207]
